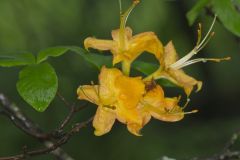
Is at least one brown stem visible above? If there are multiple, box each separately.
[0,117,93,160]
[0,93,75,160]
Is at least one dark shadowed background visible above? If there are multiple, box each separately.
[0,0,239,159]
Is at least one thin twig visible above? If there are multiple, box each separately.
[56,97,88,133]
[0,116,93,160]
[57,92,71,109]
[223,130,240,152]
[0,93,75,160]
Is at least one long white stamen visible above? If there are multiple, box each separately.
[122,1,139,27]
[167,109,198,115]
[173,57,230,70]
[119,0,122,14]
[169,49,197,69]
[170,16,218,70]
[197,15,216,50]
[184,110,198,115]
[196,32,215,53]
[182,98,190,110]
[196,23,202,46]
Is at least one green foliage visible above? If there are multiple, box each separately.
[186,0,210,25]
[0,46,175,113]
[132,60,158,75]
[0,52,35,67]
[211,0,240,37]
[37,47,69,64]
[16,63,58,112]
[187,0,240,37]
[68,47,113,69]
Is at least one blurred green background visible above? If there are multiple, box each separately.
[0,0,239,159]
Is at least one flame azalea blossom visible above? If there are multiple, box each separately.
[77,1,229,136]
[140,84,184,122]
[144,16,230,96]
[141,82,198,122]
[84,0,163,75]
[77,67,195,136]
[77,66,148,136]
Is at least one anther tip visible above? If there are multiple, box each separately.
[211,32,215,36]
[198,23,202,29]
[225,57,231,60]
[192,110,198,113]
[133,0,140,4]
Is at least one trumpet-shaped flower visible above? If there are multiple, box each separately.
[144,17,230,96]
[77,67,196,136]
[140,82,197,123]
[77,66,148,136]
[84,0,163,75]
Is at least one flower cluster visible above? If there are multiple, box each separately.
[77,0,229,136]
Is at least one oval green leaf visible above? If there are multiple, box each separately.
[212,0,240,37]
[187,0,210,25]
[0,52,35,67]
[132,60,176,87]
[36,46,112,69]
[37,47,69,63]
[17,63,58,112]
[69,46,112,69]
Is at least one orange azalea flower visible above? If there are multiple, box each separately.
[77,67,196,136]
[84,0,163,75]
[144,16,230,96]
[140,82,197,123]
[77,66,148,136]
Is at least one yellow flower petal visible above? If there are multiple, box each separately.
[93,106,116,136]
[111,27,133,42]
[84,26,163,66]
[140,85,184,122]
[115,75,145,109]
[147,97,184,122]
[142,85,165,108]
[162,41,179,66]
[84,37,117,52]
[99,66,122,105]
[168,69,202,96]
[127,123,143,136]
[77,85,99,104]
[146,41,202,96]
[128,31,163,62]
[116,106,142,124]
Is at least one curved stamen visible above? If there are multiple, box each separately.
[168,109,198,115]
[169,16,217,70]
[196,32,215,53]
[196,23,202,46]
[182,98,190,110]
[119,0,122,15]
[173,57,231,70]
[197,15,217,50]
[184,109,198,115]
[119,0,139,50]
[169,49,196,69]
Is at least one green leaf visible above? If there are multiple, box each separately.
[17,63,58,112]
[186,0,210,25]
[0,52,35,67]
[132,60,176,87]
[36,46,112,69]
[132,60,158,75]
[156,79,177,87]
[37,47,69,63]
[69,46,112,69]
[212,0,240,37]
